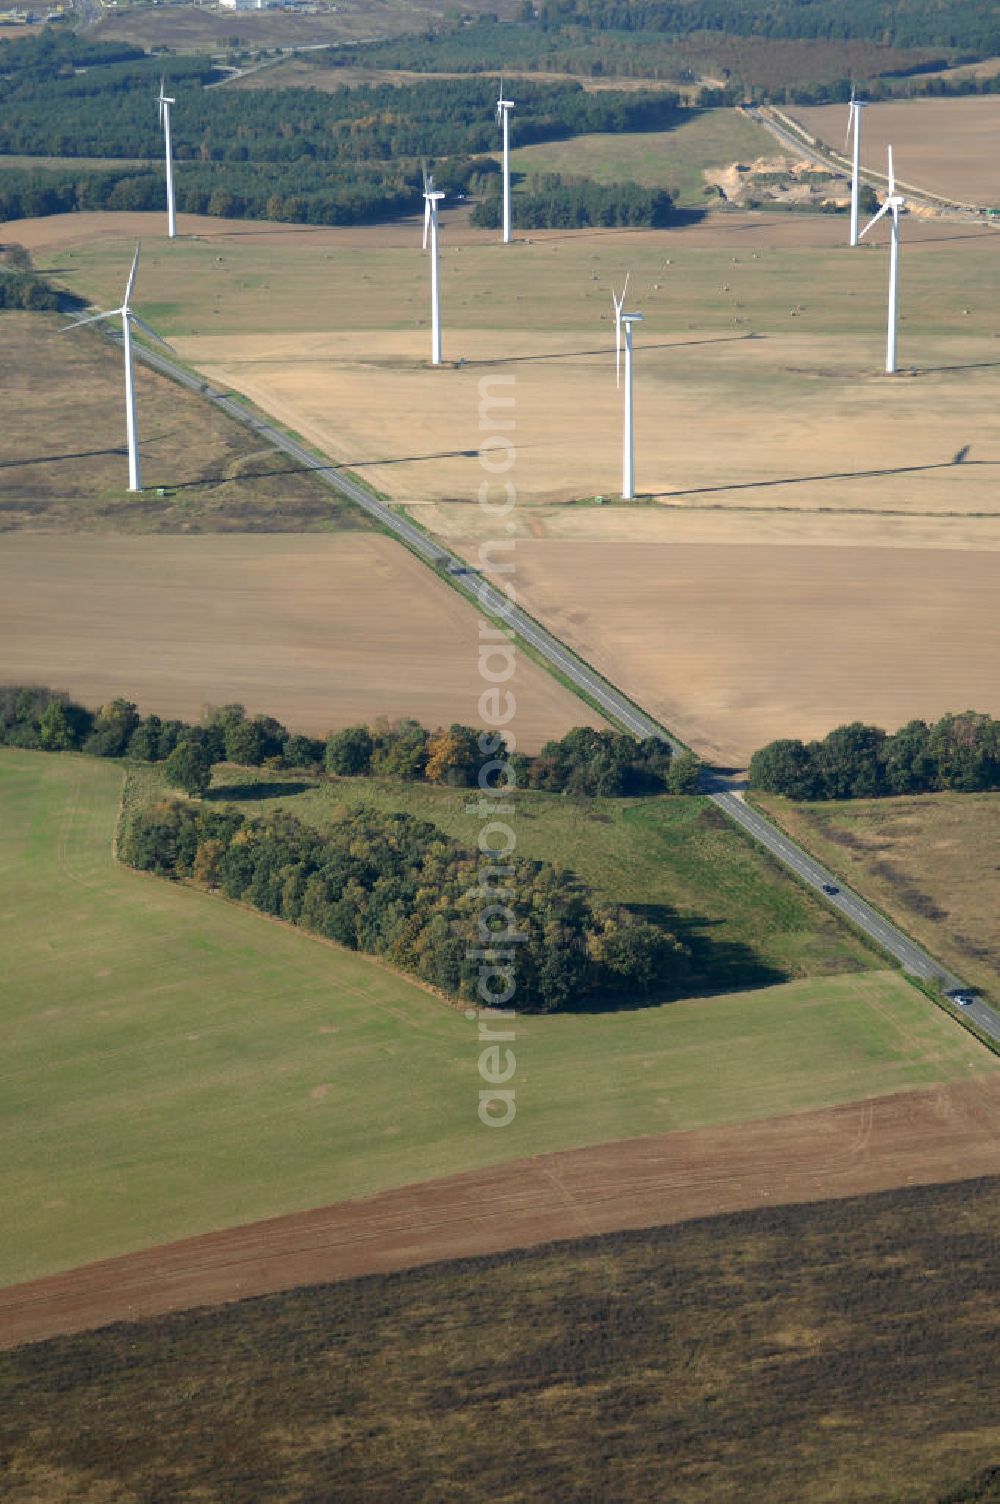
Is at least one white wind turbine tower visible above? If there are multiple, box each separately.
[845,85,867,247]
[612,276,643,500]
[422,167,445,365]
[859,146,905,374]
[157,76,176,239]
[496,77,514,245]
[61,245,168,493]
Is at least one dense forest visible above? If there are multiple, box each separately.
[535,0,1000,53]
[0,36,683,161]
[0,686,701,797]
[748,713,1000,801]
[120,796,691,1012]
[0,159,423,226]
[0,32,687,227]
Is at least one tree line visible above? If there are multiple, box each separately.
[0,686,701,797]
[0,245,60,309]
[472,172,674,229]
[748,713,1000,801]
[0,160,423,229]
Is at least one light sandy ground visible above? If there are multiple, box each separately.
[464,537,1000,765]
[421,501,1000,553]
[791,97,1000,205]
[174,327,1000,516]
[4,1075,999,1349]
[0,535,600,748]
[7,206,986,259]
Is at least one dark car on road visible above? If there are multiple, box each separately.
[821,883,839,896]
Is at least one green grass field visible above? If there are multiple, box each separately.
[36,205,1000,351]
[755,790,1000,1007]
[507,109,790,206]
[203,763,876,990]
[3,1177,999,1503]
[1,749,989,1288]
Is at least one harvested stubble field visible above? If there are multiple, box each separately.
[0,311,367,532]
[0,533,598,747]
[790,96,1000,206]
[3,1176,1000,1503]
[755,790,1000,1007]
[2,749,990,1290]
[465,534,1000,765]
[17,211,1000,761]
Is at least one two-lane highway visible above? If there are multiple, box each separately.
[122,327,1000,1048]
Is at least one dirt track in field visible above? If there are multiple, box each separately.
[0,534,600,749]
[6,207,985,259]
[3,1075,999,1351]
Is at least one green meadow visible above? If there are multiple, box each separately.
[507,109,786,206]
[1,749,989,1286]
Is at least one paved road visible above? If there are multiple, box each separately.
[119,328,1000,1048]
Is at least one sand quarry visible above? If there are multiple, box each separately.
[0,534,599,749]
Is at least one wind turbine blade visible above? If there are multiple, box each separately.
[423,198,430,250]
[130,314,172,348]
[844,103,853,151]
[887,145,895,196]
[124,243,140,307]
[858,201,890,239]
[60,306,123,333]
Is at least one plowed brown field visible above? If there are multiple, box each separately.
[4,1075,999,1350]
[791,96,1000,204]
[0,534,601,748]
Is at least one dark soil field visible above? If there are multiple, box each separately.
[0,311,368,533]
[3,1173,999,1503]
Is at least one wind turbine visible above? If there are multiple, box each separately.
[845,85,867,248]
[157,76,176,239]
[422,166,445,366]
[496,77,514,245]
[60,244,168,493]
[612,276,642,500]
[859,146,905,374]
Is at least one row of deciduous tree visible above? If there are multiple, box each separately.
[748,713,1000,800]
[472,173,674,229]
[0,687,701,797]
[119,797,691,1012]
